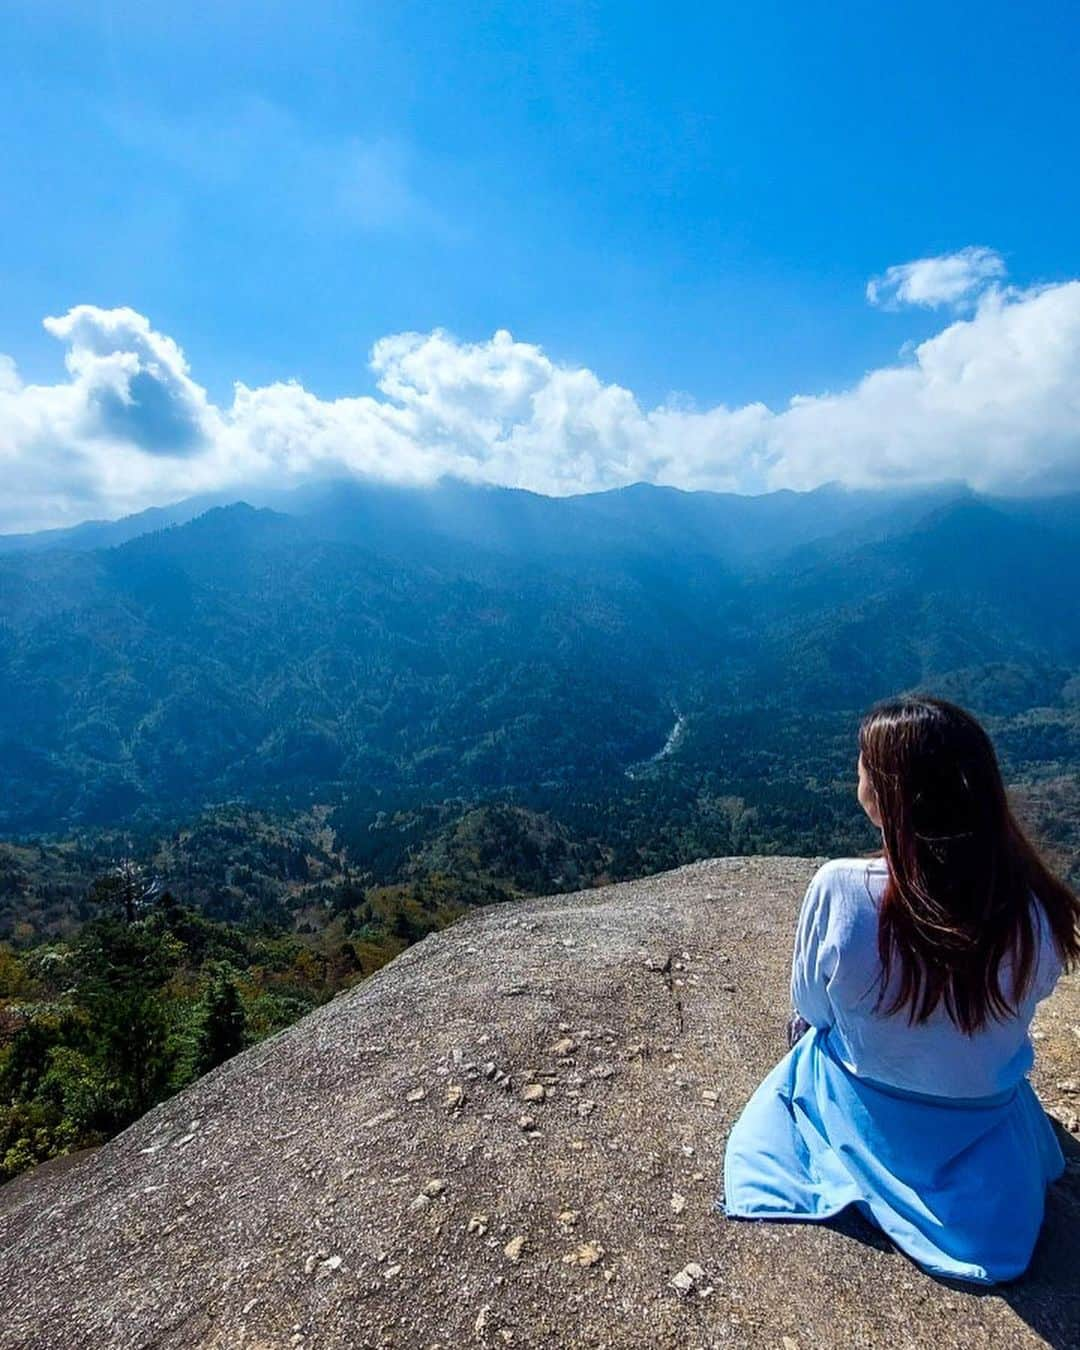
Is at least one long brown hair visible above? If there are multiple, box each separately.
[858,694,1079,1034]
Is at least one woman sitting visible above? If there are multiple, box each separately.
[722,693,1078,1284]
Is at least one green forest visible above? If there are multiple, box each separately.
[0,837,462,1183]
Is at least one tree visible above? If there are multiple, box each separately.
[193,967,246,1076]
[89,858,161,925]
[0,1020,55,1101]
[73,913,180,1123]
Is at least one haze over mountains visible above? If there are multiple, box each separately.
[1,476,1077,847]
[0,475,966,562]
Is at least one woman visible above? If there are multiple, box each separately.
[722,694,1079,1284]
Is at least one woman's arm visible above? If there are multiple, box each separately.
[790,865,837,1029]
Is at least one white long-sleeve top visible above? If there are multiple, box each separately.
[791,856,1065,1098]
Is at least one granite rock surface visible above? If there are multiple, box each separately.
[2,855,1078,1350]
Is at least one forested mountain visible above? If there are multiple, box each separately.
[1,479,1078,841]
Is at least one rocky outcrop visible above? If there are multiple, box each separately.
[2,856,1078,1349]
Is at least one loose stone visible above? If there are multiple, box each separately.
[563,1242,605,1267]
[670,1261,707,1296]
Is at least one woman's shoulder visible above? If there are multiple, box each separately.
[809,855,888,891]
[805,856,887,930]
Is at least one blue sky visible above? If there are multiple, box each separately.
[2,2,1080,529]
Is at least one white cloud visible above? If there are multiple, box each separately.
[2,259,1080,533]
[866,246,1006,310]
[767,280,1080,492]
[42,305,217,454]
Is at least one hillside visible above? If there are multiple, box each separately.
[1,479,1079,845]
[2,856,1077,1350]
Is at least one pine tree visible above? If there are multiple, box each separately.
[193,967,246,1076]
[74,915,178,1122]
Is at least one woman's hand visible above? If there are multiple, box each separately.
[787,1013,811,1048]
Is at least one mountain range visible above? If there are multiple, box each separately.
[0,477,1077,857]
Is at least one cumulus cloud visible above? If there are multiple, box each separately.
[866,246,1006,310]
[42,305,216,454]
[768,280,1080,492]
[2,259,1080,532]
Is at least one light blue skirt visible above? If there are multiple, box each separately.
[722,1026,1065,1284]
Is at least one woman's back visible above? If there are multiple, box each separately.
[792,856,1065,1098]
[726,694,1077,1283]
